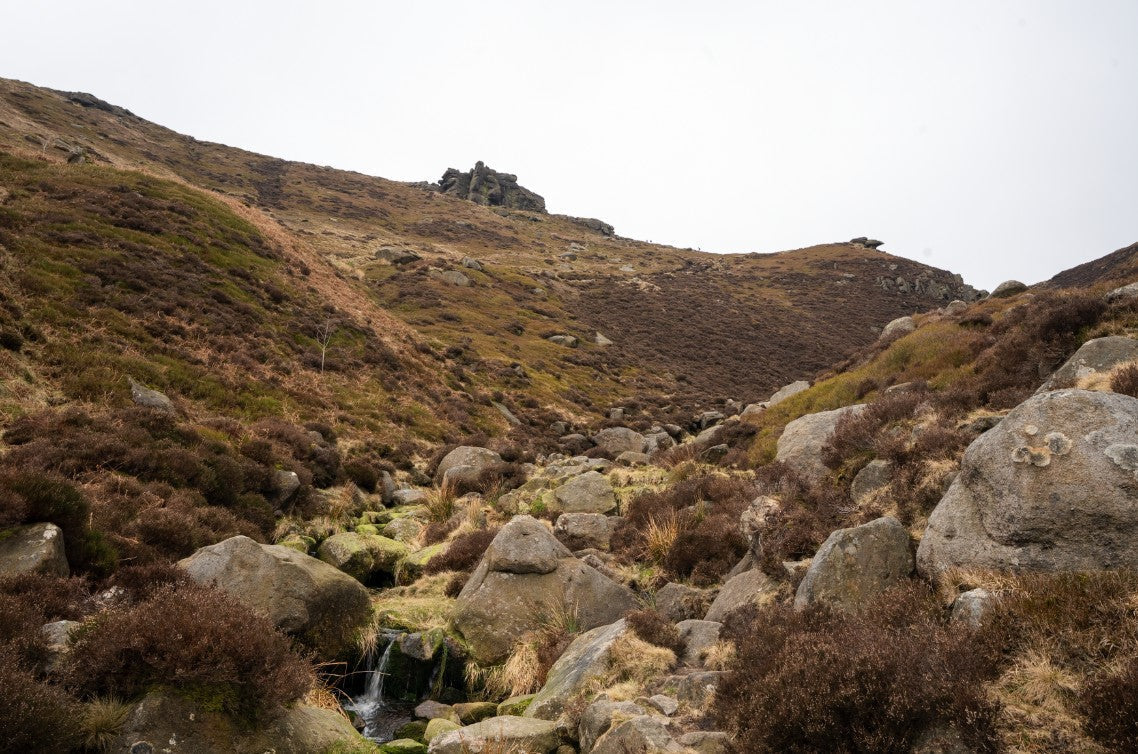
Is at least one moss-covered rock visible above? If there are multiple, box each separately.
[424,717,461,743]
[318,532,410,583]
[378,739,427,754]
[497,694,535,717]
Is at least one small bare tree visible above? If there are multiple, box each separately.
[315,319,335,374]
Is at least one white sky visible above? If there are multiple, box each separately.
[2,1,1136,290]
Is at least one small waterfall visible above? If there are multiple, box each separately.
[346,635,396,738]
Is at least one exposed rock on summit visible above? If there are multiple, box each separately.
[438,161,546,212]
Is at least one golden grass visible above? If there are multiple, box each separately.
[425,478,459,523]
[79,697,132,753]
[644,514,680,564]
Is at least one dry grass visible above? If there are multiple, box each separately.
[426,478,459,523]
[79,696,132,753]
[701,640,737,671]
[643,514,680,564]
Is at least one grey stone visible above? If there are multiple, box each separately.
[525,620,630,721]
[1107,281,1138,304]
[676,731,731,754]
[1037,336,1138,393]
[795,517,914,612]
[775,404,868,484]
[274,470,301,503]
[675,672,726,709]
[704,569,777,622]
[766,380,811,407]
[552,471,616,514]
[485,516,572,575]
[430,269,471,286]
[616,450,651,467]
[880,315,916,340]
[990,280,1028,298]
[642,695,679,716]
[655,582,713,623]
[178,535,370,656]
[918,389,1138,575]
[592,427,647,456]
[951,588,994,628]
[699,444,729,463]
[435,446,503,485]
[460,257,483,271]
[850,459,894,505]
[579,699,649,753]
[415,700,455,722]
[317,532,409,582]
[375,247,421,265]
[554,512,619,551]
[427,715,564,753]
[455,525,637,665]
[438,161,547,213]
[595,332,613,347]
[675,620,722,666]
[592,715,684,754]
[547,334,579,348]
[0,522,69,577]
[128,377,173,412]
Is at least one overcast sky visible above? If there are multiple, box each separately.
[2,1,1136,290]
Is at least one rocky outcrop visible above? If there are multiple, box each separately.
[591,715,685,754]
[917,389,1138,575]
[1036,336,1138,392]
[794,517,913,612]
[454,517,638,665]
[177,535,370,656]
[775,404,867,484]
[579,698,651,753]
[990,280,1028,298]
[438,161,546,212]
[0,522,69,577]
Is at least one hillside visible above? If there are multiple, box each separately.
[15,74,1138,754]
[0,76,979,437]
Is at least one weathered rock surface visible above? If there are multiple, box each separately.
[526,620,629,721]
[951,588,995,628]
[555,512,619,551]
[704,569,777,622]
[990,279,1028,298]
[850,459,893,504]
[579,698,650,753]
[547,334,579,348]
[438,161,547,212]
[317,531,409,582]
[553,471,616,514]
[111,691,364,754]
[1106,281,1138,304]
[592,715,684,754]
[435,446,503,485]
[794,516,913,612]
[0,522,69,577]
[128,376,174,412]
[655,582,713,623]
[677,731,731,754]
[917,389,1138,575]
[767,379,811,407]
[592,427,647,456]
[675,619,722,666]
[455,520,637,665]
[1036,336,1138,392]
[177,535,370,655]
[428,715,563,754]
[775,403,867,484]
[880,315,916,340]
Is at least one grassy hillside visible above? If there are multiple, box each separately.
[0,76,980,429]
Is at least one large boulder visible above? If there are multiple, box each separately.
[990,280,1028,298]
[592,427,647,457]
[555,512,620,551]
[178,535,370,656]
[111,691,364,754]
[917,389,1138,575]
[427,715,563,754]
[1107,281,1138,304]
[552,471,616,514]
[850,459,893,505]
[0,522,68,577]
[675,620,722,666]
[317,532,409,583]
[704,569,777,623]
[794,517,913,612]
[654,582,713,623]
[767,380,811,408]
[1036,336,1138,393]
[579,698,650,753]
[454,518,638,665]
[592,715,685,754]
[525,620,630,721]
[775,404,867,484]
[436,446,503,487]
[880,315,916,340]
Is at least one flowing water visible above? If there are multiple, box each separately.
[345,636,414,742]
